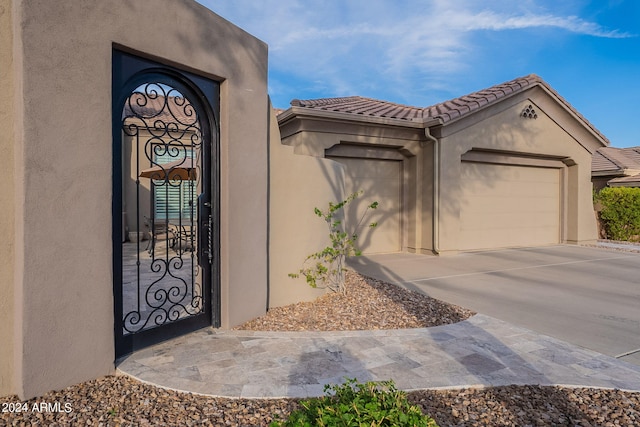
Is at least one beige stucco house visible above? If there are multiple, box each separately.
[277,75,607,259]
[1,0,608,401]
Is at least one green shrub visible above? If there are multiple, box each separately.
[289,191,378,294]
[596,187,640,242]
[270,378,439,427]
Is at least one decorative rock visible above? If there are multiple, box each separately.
[2,270,639,426]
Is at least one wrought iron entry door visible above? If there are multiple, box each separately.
[112,50,220,359]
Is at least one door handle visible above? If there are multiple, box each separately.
[198,197,213,265]
[207,214,213,265]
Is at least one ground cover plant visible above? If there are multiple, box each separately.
[270,378,438,427]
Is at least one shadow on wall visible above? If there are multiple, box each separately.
[119,1,268,92]
[335,158,402,255]
[438,109,538,223]
[2,0,274,401]
[435,102,580,252]
[346,188,397,254]
[268,113,349,307]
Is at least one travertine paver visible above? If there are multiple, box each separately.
[117,314,640,398]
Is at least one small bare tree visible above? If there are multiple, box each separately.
[289,191,378,294]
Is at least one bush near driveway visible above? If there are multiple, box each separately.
[596,187,640,242]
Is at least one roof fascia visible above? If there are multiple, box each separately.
[591,170,626,177]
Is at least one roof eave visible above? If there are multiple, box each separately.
[277,106,427,129]
[591,170,627,177]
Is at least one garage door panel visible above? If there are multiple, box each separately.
[466,178,557,197]
[460,163,560,250]
[464,228,556,249]
[330,157,401,254]
[465,195,559,214]
[463,210,557,228]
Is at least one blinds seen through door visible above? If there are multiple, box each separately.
[153,150,196,221]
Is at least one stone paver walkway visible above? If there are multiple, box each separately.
[117,314,640,398]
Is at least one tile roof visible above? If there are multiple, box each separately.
[592,146,640,173]
[608,173,640,187]
[423,74,541,123]
[286,74,609,144]
[290,96,424,121]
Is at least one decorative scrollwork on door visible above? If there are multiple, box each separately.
[121,83,204,334]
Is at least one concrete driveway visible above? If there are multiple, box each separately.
[348,245,640,366]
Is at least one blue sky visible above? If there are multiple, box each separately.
[197,0,639,148]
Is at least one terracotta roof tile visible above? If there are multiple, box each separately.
[608,173,640,186]
[291,96,423,120]
[592,150,621,172]
[423,74,540,123]
[592,147,640,173]
[286,74,609,145]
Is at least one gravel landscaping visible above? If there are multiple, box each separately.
[234,271,475,331]
[2,270,639,426]
[586,239,640,253]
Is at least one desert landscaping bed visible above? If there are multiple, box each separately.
[2,271,639,426]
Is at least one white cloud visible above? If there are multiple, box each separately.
[198,0,632,104]
[453,11,631,38]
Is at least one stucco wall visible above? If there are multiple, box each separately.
[418,141,435,253]
[434,89,600,253]
[268,108,346,307]
[3,0,268,399]
[278,114,427,256]
[0,0,17,396]
[592,176,613,192]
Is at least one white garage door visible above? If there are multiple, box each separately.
[459,163,561,250]
[329,157,402,254]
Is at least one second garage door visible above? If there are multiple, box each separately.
[328,157,402,254]
[459,162,561,251]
